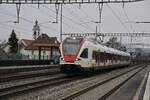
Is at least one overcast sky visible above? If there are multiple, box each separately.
[0,0,150,45]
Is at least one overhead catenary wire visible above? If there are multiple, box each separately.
[42,5,90,32]
[106,4,131,45]
[29,5,74,30]
[42,5,96,32]
[121,7,143,44]
[76,4,96,21]
[106,4,130,33]
[0,7,33,23]
[0,24,33,38]
[29,5,85,32]
[0,7,59,33]
[64,5,95,31]
[121,6,135,32]
[0,23,31,34]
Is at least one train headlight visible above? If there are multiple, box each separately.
[61,58,65,61]
[75,58,81,61]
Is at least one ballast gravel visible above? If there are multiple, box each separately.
[3,66,140,100]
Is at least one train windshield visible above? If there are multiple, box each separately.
[63,37,83,56]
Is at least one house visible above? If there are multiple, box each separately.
[18,39,33,55]
[25,34,60,60]
[3,43,10,53]
[0,40,8,53]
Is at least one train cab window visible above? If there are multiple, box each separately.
[80,48,88,58]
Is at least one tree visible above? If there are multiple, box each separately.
[0,49,5,54]
[105,37,120,48]
[8,29,18,53]
[105,37,127,51]
[120,46,127,52]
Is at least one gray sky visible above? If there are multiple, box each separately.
[0,0,150,45]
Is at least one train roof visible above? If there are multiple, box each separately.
[86,38,130,57]
[62,37,130,57]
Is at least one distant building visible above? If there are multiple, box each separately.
[25,34,60,60]
[2,43,10,53]
[18,39,33,55]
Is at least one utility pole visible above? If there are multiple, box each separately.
[120,35,122,45]
[96,25,97,34]
[95,25,98,41]
[130,34,133,55]
[60,4,63,42]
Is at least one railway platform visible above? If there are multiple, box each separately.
[0,64,149,100]
[143,69,150,100]
[0,64,58,70]
[0,65,59,75]
[107,65,150,100]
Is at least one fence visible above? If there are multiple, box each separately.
[0,54,60,66]
[0,54,58,60]
[0,54,29,60]
[0,60,54,66]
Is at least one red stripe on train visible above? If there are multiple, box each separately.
[62,39,86,63]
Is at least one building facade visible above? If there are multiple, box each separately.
[25,34,60,60]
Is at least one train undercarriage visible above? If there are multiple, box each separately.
[60,63,130,75]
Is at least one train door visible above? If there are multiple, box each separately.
[104,52,106,66]
[92,51,99,67]
[98,52,100,67]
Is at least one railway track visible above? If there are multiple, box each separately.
[0,68,60,82]
[0,65,58,75]
[0,65,126,99]
[0,74,87,99]
[62,64,147,100]
[0,65,63,99]
[0,64,89,100]
[0,64,146,100]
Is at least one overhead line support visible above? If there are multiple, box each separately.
[15,3,21,23]
[55,3,59,23]
[60,3,63,42]
[63,32,150,37]
[0,0,144,4]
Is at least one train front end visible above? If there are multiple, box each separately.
[60,37,88,73]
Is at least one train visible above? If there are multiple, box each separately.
[59,37,131,74]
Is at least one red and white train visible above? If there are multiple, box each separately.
[60,37,131,74]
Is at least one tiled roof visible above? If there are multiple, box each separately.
[25,34,60,50]
[33,34,59,44]
[22,39,33,46]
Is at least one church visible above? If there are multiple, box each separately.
[19,20,60,60]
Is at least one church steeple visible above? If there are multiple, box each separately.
[33,20,40,39]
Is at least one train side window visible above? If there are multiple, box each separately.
[118,55,121,61]
[92,51,96,59]
[80,48,88,58]
[92,51,99,62]
[95,52,98,63]
[120,56,123,61]
[107,53,112,60]
[127,57,129,61]
[100,52,104,62]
